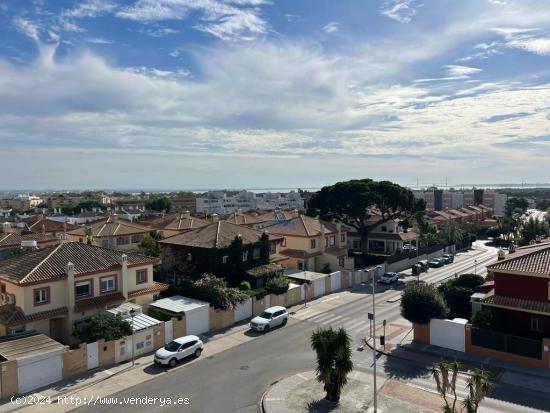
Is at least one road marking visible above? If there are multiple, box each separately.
[343,319,369,332]
[296,373,309,380]
[309,313,342,323]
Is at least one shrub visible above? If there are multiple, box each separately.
[455,274,485,289]
[192,274,249,310]
[148,306,174,322]
[320,263,332,274]
[472,309,494,330]
[73,313,132,343]
[438,274,485,319]
[239,280,252,291]
[401,282,448,325]
[265,275,290,295]
[253,287,267,299]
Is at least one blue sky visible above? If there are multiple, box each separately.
[2,0,550,190]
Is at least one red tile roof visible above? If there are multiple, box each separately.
[487,242,550,276]
[0,305,68,326]
[128,282,169,298]
[74,292,126,312]
[482,293,550,316]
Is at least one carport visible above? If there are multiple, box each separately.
[150,295,210,336]
[0,333,65,394]
[285,270,329,298]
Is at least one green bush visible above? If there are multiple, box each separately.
[148,306,174,322]
[73,313,132,343]
[472,309,494,330]
[401,283,448,325]
[438,274,485,319]
[191,274,249,310]
[253,287,267,299]
[265,275,290,295]
[239,280,252,291]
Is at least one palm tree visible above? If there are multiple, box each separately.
[463,368,491,413]
[430,360,460,413]
[310,327,353,403]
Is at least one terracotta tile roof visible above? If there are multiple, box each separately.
[25,216,78,233]
[0,242,158,285]
[253,210,297,223]
[74,292,126,312]
[68,218,152,238]
[482,293,550,315]
[0,305,68,326]
[162,215,209,231]
[128,282,169,298]
[0,232,59,249]
[159,221,281,249]
[487,242,550,276]
[448,209,471,218]
[264,215,342,237]
[223,213,262,225]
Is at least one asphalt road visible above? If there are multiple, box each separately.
[74,242,550,413]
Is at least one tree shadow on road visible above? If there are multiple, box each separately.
[381,347,431,380]
[306,398,339,413]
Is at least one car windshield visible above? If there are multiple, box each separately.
[164,341,181,352]
[258,311,273,319]
[382,273,394,277]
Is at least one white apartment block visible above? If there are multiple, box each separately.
[414,189,507,215]
[196,190,304,214]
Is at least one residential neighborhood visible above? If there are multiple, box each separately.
[3,1,550,412]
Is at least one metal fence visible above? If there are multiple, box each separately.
[471,328,542,359]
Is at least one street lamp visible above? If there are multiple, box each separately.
[129,308,136,367]
[474,259,478,275]
[371,265,382,412]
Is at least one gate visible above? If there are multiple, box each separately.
[86,341,99,370]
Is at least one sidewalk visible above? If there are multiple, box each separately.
[262,370,442,413]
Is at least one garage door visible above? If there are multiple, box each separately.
[313,278,325,297]
[330,272,341,291]
[18,351,63,394]
[185,307,209,336]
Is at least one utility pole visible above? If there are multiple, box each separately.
[474,259,477,275]
[371,265,382,412]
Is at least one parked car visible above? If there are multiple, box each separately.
[419,260,429,271]
[250,306,289,332]
[411,264,422,276]
[442,253,454,263]
[428,258,444,268]
[439,256,451,264]
[378,272,399,284]
[154,335,203,367]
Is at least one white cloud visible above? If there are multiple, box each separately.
[379,0,419,24]
[443,65,482,77]
[507,36,550,55]
[116,0,269,41]
[13,17,41,41]
[83,37,113,44]
[322,22,339,34]
[62,0,117,18]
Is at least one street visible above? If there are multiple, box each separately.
[73,242,550,413]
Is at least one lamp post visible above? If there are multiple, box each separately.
[129,308,136,367]
[416,235,420,282]
[371,265,382,412]
[474,259,478,275]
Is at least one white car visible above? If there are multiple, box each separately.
[250,306,289,332]
[378,272,399,284]
[154,335,203,367]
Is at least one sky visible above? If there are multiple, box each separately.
[2,0,550,190]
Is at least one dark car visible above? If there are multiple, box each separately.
[428,258,444,268]
[418,260,429,271]
[443,253,454,263]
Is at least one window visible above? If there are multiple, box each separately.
[221,255,228,264]
[269,242,276,254]
[101,239,109,248]
[100,276,116,293]
[353,240,360,249]
[75,280,92,299]
[131,234,142,244]
[242,251,248,262]
[298,261,306,270]
[531,318,543,332]
[136,342,145,350]
[252,248,260,260]
[116,237,128,246]
[9,325,25,335]
[187,253,192,261]
[310,239,316,249]
[329,236,335,246]
[381,226,387,232]
[136,269,147,284]
[33,287,50,306]
[339,256,345,267]
[325,237,329,247]
[341,233,346,242]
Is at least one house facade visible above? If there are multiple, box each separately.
[264,215,354,273]
[481,243,550,339]
[0,242,166,343]
[67,215,153,251]
[159,220,284,285]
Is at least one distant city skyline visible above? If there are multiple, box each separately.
[2,1,550,187]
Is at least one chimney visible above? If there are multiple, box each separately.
[41,222,46,234]
[184,210,190,218]
[292,208,299,218]
[2,222,12,233]
[497,249,505,260]
[112,213,118,223]
[120,254,128,299]
[236,208,242,215]
[66,262,75,310]
[63,219,67,233]
[212,213,219,222]
[81,208,84,213]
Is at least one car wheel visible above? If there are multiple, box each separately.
[282,318,288,326]
[194,348,202,358]
[263,325,270,333]
[169,358,177,367]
